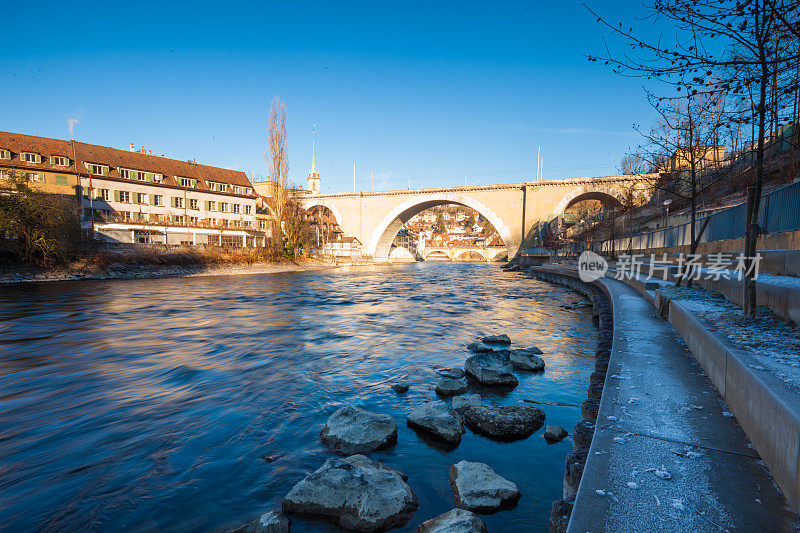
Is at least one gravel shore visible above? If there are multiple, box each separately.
[0,260,359,284]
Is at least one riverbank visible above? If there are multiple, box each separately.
[0,258,365,284]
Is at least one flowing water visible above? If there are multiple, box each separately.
[0,262,597,532]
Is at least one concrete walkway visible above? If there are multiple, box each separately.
[567,276,798,532]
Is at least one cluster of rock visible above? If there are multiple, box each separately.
[524,269,613,533]
[241,333,563,531]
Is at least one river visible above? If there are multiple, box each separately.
[0,262,597,531]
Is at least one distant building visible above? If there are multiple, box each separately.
[0,131,266,247]
[393,228,418,256]
[664,141,726,172]
[323,236,362,257]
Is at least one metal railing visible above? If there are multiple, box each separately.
[599,179,800,252]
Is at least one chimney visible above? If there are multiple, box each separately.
[149,150,152,155]
[129,142,135,152]
[140,146,146,154]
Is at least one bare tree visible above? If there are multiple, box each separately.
[587,0,800,314]
[267,97,289,235]
[619,153,649,174]
[636,90,729,285]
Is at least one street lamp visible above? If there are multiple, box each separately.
[663,198,673,229]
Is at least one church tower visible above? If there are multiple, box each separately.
[308,124,321,195]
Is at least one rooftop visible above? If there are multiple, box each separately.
[0,131,253,194]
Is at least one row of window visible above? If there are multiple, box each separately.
[89,188,252,214]
[85,208,254,227]
[0,149,252,195]
[0,150,71,167]
[132,233,259,246]
[1,171,72,186]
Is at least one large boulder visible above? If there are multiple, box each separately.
[449,461,521,513]
[436,378,468,397]
[407,402,464,444]
[282,455,417,532]
[417,508,487,532]
[451,394,481,414]
[464,352,518,387]
[466,342,493,354]
[463,405,545,441]
[233,511,290,533]
[481,334,511,345]
[509,350,545,372]
[320,406,398,454]
[438,368,466,379]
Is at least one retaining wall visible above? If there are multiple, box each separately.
[523,267,613,533]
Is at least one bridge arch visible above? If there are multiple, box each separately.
[366,193,514,260]
[455,250,485,262]
[553,186,625,215]
[304,200,345,227]
[423,249,450,261]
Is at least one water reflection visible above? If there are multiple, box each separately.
[0,263,596,532]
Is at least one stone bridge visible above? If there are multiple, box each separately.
[295,175,656,261]
[420,246,508,262]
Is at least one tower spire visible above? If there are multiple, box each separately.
[311,123,317,174]
[308,124,321,194]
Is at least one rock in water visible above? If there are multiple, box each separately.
[282,455,417,532]
[392,383,410,393]
[406,402,464,444]
[417,508,487,532]
[463,405,545,441]
[509,350,545,372]
[320,405,398,454]
[449,461,521,513]
[233,511,290,533]
[436,377,468,397]
[543,425,568,443]
[451,394,482,414]
[481,334,511,345]
[464,352,518,387]
[438,368,466,379]
[466,342,493,354]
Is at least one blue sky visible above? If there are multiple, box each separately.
[1,1,657,193]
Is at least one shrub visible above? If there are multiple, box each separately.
[0,172,82,266]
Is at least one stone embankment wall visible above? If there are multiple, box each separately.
[523,268,613,533]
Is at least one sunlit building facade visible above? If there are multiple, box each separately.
[0,131,266,247]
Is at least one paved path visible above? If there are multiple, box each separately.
[567,276,798,532]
